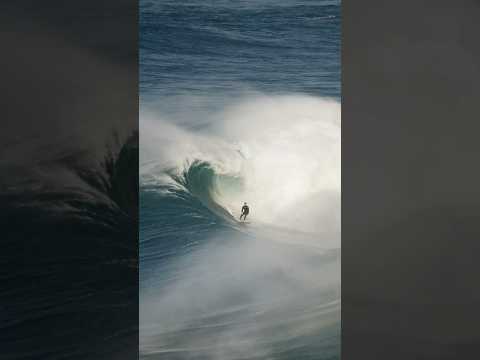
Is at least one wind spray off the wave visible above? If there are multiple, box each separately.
[140,95,341,359]
[141,96,340,237]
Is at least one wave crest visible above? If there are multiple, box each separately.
[170,159,240,222]
[141,94,340,242]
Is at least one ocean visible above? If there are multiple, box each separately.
[140,1,341,359]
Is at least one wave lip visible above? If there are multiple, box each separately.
[168,160,240,223]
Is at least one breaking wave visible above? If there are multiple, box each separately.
[140,95,341,359]
[141,94,341,238]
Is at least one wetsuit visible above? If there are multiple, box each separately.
[240,205,249,220]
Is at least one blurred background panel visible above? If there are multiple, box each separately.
[0,1,138,359]
[343,0,480,359]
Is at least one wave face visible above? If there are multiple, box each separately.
[140,95,341,359]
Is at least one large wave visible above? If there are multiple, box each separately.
[141,94,340,240]
[140,94,341,359]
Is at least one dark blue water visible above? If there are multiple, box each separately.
[140,0,340,102]
[140,1,340,359]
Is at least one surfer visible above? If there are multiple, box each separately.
[240,202,249,221]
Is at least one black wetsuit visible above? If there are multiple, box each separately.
[240,205,249,220]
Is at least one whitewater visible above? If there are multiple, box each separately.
[140,95,340,359]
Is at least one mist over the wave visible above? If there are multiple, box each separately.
[141,94,340,239]
[140,233,340,360]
